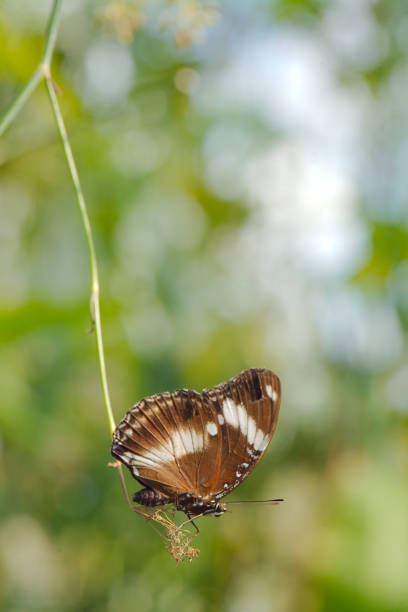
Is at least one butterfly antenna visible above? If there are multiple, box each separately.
[225,498,284,506]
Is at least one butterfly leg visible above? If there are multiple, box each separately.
[186,512,200,534]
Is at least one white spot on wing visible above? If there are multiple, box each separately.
[168,426,190,459]
[172,435,187,459]
[237,403,248,436]
[247,416,257,445]
[129,453,158,468]
[217,414,225,425]
[120,451,137,464]
[173,427,205,456]
[206,422,217,436]
[151,445,173,463]
[222,398,239,428]
[253,429,266,451]
[119,440,173,466]
[178,426,194,455]
[258,434,270,452]
[266,384,278,401]
[191,428,204,452]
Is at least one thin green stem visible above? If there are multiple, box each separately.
[45,77,116,436]
[0,0,62,136]
[1,0,116,439]
[0,69,43,136]
[41,0,63,67]
[0,0,62,137]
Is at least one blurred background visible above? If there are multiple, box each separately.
[1,0,408,610]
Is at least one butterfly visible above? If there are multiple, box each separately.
[111,368,281,519]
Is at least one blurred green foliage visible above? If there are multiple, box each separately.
[1,1,408,611]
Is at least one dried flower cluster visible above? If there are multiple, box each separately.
[109,460,200,563]
[149,509,200,564]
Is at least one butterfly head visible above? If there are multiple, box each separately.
[203,502,227,517]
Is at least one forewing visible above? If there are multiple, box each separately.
[198,368,281,499]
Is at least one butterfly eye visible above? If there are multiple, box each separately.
[111,368,281,520]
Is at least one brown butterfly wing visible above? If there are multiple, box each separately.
[197,368,281,499]
[111,392,195,499]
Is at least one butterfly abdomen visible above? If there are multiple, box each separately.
[132,487,168,507]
